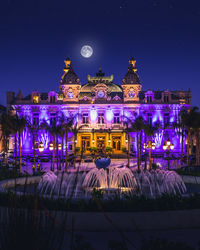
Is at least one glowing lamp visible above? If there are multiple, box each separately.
[49,141,54,151]
[170,143,174,150]
[39,142,44,153]
[152,145,155,150]
[108,139,111,143]
[144,142,147,149]
[92,139,95,144]
[125,139,128,143]
[166,139,171,146]
[75,139,77,144]
[58,143,62,150]
[163,145,167,151]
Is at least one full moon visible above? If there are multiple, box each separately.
[81,45,93,58]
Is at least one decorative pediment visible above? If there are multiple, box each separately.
[93,83,109,99]
[113,95,121,101]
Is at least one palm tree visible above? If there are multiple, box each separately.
[41,120,60,171]
[123,116,144,169]
[12,114,27,172]
[143,122,159,170]
[0,112,13,164]
[26,119,40,169]
[187,107,200,166]
[183,107,200,166]
[173,108,188,166]
[71,121,86,169]
[58,113,74,171]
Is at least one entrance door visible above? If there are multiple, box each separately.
[112,136,121,153]
[81,136,90,154]
[97,136,106,153]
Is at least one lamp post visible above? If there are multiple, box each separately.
[49,141,54,171]
[58,143,62,170]
[143,140,156,167]
[152,141,155,163]
[38,142,44,171]
[163,138,174,170]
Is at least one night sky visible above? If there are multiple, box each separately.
[0,0,200,106]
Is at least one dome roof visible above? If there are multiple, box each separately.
[61,67,80,85]
[60,58,81,85]
[80,82,122,93]
[122,57,141,85]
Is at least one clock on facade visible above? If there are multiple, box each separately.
[128,91,135,98]
[67,91,74,99]
[97,90,105,98]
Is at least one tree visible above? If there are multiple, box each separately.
[0,112,13,164]
[41,120,60,171]
[123,116,144,169]
[12,114,27,172]
[58,113,74,171]
[26,119,40,169]
[183,107,200,166]
[71,121,86,169]
[143,122,159,170]
[173,108,188,166]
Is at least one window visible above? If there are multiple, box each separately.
[164,113,169,128]
[164,95,169,103]
[50,95,56,103]
[114,113,120,124]
[98,113,104,124]
[82,113,89,124]
[33,113,39,126]
[147,113,152,125]
[147,96,152,103]
[50,113,56,125]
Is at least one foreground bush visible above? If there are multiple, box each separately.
[1,192,200,212]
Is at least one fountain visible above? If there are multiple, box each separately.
[37,165,186,199]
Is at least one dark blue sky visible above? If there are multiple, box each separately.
[0,0,199,106]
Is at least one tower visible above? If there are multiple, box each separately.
[121,57,142,102]
[59,57,81,102]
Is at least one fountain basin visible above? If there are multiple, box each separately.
[94,158,111,169]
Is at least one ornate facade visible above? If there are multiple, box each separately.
[7,57,191,155]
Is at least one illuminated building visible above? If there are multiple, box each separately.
[6,57,191,156]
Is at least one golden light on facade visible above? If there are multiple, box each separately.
[49,141,54,151]
[33,95,39,103]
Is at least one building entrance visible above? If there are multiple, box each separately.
[112,136,121,153]
[97,136,106,153]
[81,136,90,153]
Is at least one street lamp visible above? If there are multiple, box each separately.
[143,140,156,165]
[58,143,62,170]
[38,142,44,171]
[49,141,54,171]
[163,139,174,170]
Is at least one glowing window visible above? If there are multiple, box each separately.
[114,113,120,124]
[98,113,104,124]
[33,113,39,126]
[82,113,89,124]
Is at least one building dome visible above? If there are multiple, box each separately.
[79,68,122,100]
[60,58,81,85]
[80,82,122,93]
[122,57,141,85]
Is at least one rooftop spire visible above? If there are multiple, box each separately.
[128,56,137,72]
[64,57,72,74]
[96,66,105,77]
